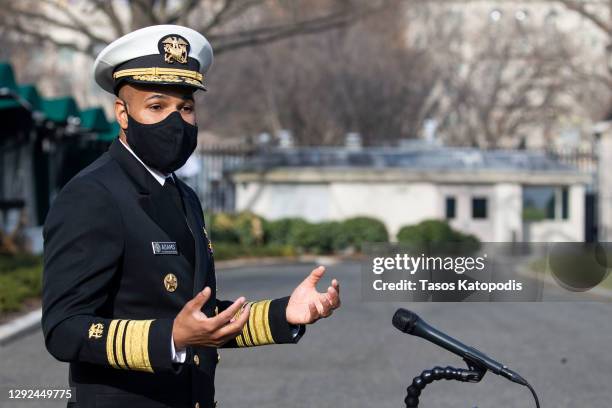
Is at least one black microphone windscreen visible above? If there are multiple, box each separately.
[392,309,420,334]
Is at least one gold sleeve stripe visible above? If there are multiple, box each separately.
[249,303,261,345]
[124,320,154,373]
[242,318,254,347]
[254,300,274,344]
[237,300,275,347]
[236,333,245,347]
[142,320,153,372]
[106,320,119,369]
[262,299,274,344]
[115,319,128,369]
[124,321,136,370]
[254,301,268,344]
[105,319,153,372]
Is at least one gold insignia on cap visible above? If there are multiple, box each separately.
[88,322,104,339]
[162,36,189,64]
[164,273,178,292]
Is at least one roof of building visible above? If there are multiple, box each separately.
[240,146,577,173]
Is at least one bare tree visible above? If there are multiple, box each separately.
[0,0,395,57]
[200,6,438,145]
[424,0,612,118]
[403,3,584,148]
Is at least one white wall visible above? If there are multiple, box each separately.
[493,183,523,242]
[235,178,586,242]
[328,182,439,239]
[236,181,439,239]
[236,183,332,222]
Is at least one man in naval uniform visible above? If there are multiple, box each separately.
[41,25,341,408]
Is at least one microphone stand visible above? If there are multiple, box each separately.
[404,359,487,408]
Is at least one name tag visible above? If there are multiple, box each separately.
[152,241,178,255]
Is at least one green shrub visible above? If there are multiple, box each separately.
[212,243,295,261]
[233,212,265,246]
[207,212,266,246]
[207,212,240,243]
[263,218,310,246]
[291,221,339,254]
[334,216,389,251]
[396,219,480,252]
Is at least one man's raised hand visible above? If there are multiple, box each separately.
[286,265,341,325]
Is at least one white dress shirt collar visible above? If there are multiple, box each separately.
[119,138,173,186]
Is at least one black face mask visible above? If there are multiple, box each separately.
[124,110,198,174]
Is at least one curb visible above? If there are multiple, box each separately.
[0,255,351,346]
[0,308,42,346]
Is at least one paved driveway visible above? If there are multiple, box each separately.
[1,260,611,407]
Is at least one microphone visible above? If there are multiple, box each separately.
[392,308,527,385]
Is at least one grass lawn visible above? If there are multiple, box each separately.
[0,254,43,314]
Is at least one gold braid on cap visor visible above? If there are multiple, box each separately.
[113,67,204,86]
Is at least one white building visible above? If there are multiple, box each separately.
[232,147,590,242]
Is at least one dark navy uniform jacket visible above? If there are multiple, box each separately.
[41,138,304,408]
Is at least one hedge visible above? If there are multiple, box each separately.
[333,216,389,251]
[396,219,480,252]
[208,211,390,254]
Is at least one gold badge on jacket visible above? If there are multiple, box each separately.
[203,227,214,254]
[164,273,178,292]
[88,323,104,339]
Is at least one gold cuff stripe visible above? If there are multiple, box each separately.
[124,321,135,369]
[105,320,119,369]
[262,300,274,343]
[115,319,128,369]
[238,300,274,347]
[113,67,204,82]
[254,300,274,344]
[249,303,260,345]
[124,320,154,373]
[105,319,154,373]
[242,313,254,347]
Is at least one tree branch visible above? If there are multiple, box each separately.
[210,1,391,55]
[40,0,110,45]
[202,0,265,31]
[558,0,611,35]
[1,20,85,53]
[165,0,202,24]
[92,0,125,38]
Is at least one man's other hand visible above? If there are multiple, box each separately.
[172,287,250,349]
